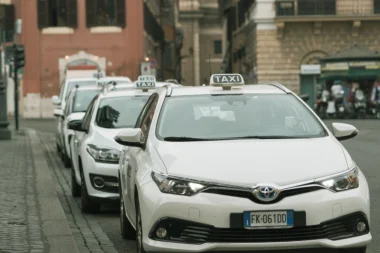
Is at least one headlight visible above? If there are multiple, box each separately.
[86,144,120,164]
[151,171,207,196]
[318,166,359,192]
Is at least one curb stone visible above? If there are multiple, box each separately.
[27,128,80,253]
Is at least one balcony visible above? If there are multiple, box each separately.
[276,0,380,21]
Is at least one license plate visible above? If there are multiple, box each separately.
[243,210,294,229]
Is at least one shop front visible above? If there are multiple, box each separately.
[319,45,380,117]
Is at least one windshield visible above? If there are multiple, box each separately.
[95,96,150,129]
[157,94,327,140]
[66,80,97,100]
[72,90,100,113]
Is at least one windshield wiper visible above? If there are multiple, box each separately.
[163,137,211,142]
[232,135,306,140]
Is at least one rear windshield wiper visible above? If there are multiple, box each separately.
[163,137,211,142]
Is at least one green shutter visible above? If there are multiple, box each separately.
[66,0,78,28]
[86,0,97,27]
[115,0,126,28]
[37,0,49,28]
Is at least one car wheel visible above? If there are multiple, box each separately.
[339,247,366,253]
[120,181,136,239]
[136,198,147,253]
[56,142,61,153]
[80,174,101,214]
[71,168,81,197]
[62,143,71,168]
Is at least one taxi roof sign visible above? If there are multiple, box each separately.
[135,75,156,89]
[210,74,244,87]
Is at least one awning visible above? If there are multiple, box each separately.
[320,44,380,80]
[321,69,380,80]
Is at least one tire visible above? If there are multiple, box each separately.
[62,141,71,168]
[136,197,147,253]
[71,168,81,197]
[119,176,136,239]
[80,172,101,214]
[338,247,366,253]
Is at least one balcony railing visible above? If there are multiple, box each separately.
[276,0,380,17]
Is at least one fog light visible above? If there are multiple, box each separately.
[93,177,105,189]
[355,221,367,233]
[156,227,167,238]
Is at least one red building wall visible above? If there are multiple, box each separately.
[13,0,144,117]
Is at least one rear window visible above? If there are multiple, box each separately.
[66,80,97,100]
[95,96,150,129]
[72,90,100,113]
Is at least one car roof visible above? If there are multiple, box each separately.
[66,77,97,82]
[165,84,288,97]
[100,76,132,82]
[75,86,103,92]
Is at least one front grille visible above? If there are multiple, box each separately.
[149,212,369,244]
[203,186,323,204]
[178,222,348,243]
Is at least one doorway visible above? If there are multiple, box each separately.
[300,75,320,108]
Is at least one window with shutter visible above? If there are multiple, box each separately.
[86,0,97,27]
[115,0,126,27]
[37,0,77,28]
[66,0,78,28]
[37,0,49,28]
[87,0,126,27]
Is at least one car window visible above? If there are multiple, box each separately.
[139,98,158,138]
[95,96,150,129]
[156,94,327,140]
[81,96,98,131]
[65,80,97,101]
[64,90,74,115]
[135,95,156,127]
[59,80,66,100]
[72,90,100,113]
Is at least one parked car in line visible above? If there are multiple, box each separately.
[52,76,132,166]
[67,77,180,213]
[115,74,370,253]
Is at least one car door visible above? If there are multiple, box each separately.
[124,95,158,222]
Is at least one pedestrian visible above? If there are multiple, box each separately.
[370,79,380,105]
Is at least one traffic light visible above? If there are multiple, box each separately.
[13,44,25,70]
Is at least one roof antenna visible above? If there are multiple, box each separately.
[209,54,212,85]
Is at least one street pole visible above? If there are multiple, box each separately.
[0,30,11,139]
[13,43,18,131]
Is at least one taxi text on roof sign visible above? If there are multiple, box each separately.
[135,75,156,88]
[210,74,244,86]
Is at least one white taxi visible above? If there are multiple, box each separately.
[67,76,180,213]
[115,74,371,253]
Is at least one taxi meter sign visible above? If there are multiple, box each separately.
[135,75,156,88]
[210,74,244,86]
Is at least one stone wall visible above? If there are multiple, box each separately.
[256,21,380,94]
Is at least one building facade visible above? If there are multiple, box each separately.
[5,0,180,118]
[179,0,223,86]
[220,0,380,106]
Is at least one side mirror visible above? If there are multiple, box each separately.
[332,123,358,141]
[300,94,309,102]
[67,119,86,132]
[52,95,61,105]
[53,108,64,117]
[114,128,144,148]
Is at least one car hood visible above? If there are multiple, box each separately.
[155,137,349,187]
[67,112,85,122]
[92,127,124,151]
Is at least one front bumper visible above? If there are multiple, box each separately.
[139,176,371,252]
[82,153,119,201]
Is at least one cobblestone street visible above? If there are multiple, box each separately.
[0,119,379,253]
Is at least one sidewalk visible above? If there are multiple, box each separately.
[0,129,79,253]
